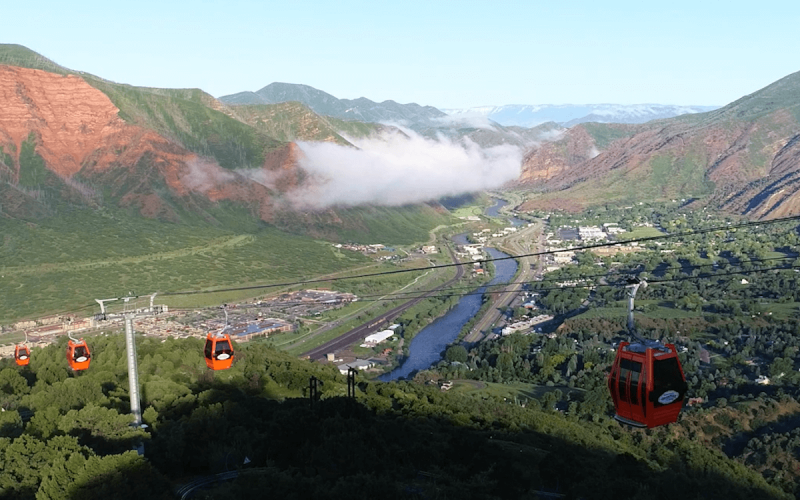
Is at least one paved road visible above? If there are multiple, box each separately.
[464,220,543,342]
[301,246,465,360]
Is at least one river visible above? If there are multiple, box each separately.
[485,198,528,227]
[379,231,518,381]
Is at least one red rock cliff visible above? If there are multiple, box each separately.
[0,65,304,223]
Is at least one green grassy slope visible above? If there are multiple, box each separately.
[83,76,283,169]
[0,207,372,322]
[273,203,454,245]
[581,122,643,149]
[0,44,69,74]
[0,44,282,170]
[230,102,354,146]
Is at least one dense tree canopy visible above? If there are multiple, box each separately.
[0,332,791,499]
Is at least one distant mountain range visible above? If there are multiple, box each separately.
[221,82,569,149]
[3,43,800,227]
[222,85,719,129]
[220,83,446,124]
[442,104,720,127]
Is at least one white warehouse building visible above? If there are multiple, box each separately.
[363,330,394,345]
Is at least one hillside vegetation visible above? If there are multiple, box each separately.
[0,336,789,499]
[0,44,281,170]
[0,206,375,322]
[519,70,800,218]
[0,44,453,259]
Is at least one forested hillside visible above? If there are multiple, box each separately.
[0,335,788,499]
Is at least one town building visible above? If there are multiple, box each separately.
[361,330,394,347]
[338,359,375,374]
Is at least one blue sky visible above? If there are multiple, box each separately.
[3,0,799,109]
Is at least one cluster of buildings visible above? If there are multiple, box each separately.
[134,315,206,339]
[334,243,392,255]
[8,314,95,338]
[501,314,554,336]
[333,325,403,374]
[490,227,519,238]
[543,222,641,271]
[201,316,294,342]
[456,243,489,277]
[458,243,485,262]
[277,289,358,305]
[576,223,626,240]
[247,289,360,319]
[553,224,627,244]
[469,227,519,244]
[337,358,376,374]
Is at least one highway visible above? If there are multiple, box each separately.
[300,246,465,360]
[464,220,544,342]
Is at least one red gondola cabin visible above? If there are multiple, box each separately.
[14,345,30,366]
[204,333,234,370]
[67,339,91,371]
[608,341,688,428]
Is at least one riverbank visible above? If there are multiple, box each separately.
[379,244,517,381]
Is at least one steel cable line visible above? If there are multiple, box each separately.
[263,255,798,304]
[301,263,800,305]
[155,214,800,299]
[263,258,800,305]
[55,217,800,315]
[66,255,799,318]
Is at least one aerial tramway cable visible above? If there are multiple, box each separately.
[156,213,800,299]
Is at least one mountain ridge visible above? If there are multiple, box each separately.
[220,82,447,124]
[0,45,452,242]
[444,103,720,128]
[518,69,800,217]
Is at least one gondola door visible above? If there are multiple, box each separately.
[608,342,647,427]
[646,346,687,427]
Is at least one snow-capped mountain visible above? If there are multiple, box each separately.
[442,104,719,128]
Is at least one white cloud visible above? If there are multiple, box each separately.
[290,129,522,209]
[536,128,566,143]
[430,113,498,130]
[181,157,235,192]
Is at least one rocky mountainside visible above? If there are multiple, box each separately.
[220,82,447,124]
[0,45,451,241]
[220,83,572,150]
[416,120,565,149]
[518,71,800,218]
[444,103,719,127]
[0,64,298,224]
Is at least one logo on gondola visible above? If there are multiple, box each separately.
[75,356,88,363]
[217,353,230,360]
[658,390,680,405]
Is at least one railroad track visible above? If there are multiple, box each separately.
[301,246,465,360]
